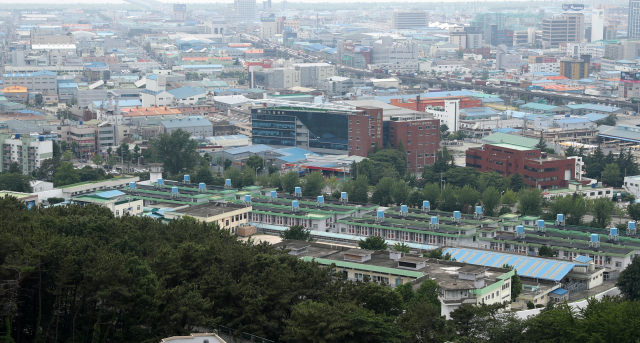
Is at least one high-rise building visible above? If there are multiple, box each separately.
[260,14,277,40]
[490,24,514,46]
[234,0,256,22]
[542,13,584,48]
[172,4,187,21]
[629,0,640,38]
[391,10,429,30]
[559,55,590,79]
[591,9,605,42]
[0,134,53,175]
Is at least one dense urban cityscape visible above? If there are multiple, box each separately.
[1,0,640,342]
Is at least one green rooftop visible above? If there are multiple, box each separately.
[300,256,424,278]
[484,133,539,148]
[487,142,534,151]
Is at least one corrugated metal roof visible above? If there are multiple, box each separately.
[442,248,578,282]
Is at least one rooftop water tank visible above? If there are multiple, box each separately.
[537,219,545,228]
[377,210,385,218]
[591,234,599,242]
[610,227,618,236]
[453,211,461,219]
[245,195,251,202]
[292,200,299,208]
[431,216,438,224]
[317,196,324,203]
[199,183,205,190]
[270,190,277,198]
[475,206,482,214]
[184,175,190,181]
[171,187,178,194]
[401,205,408,213]
[225,179,231,186]
[158,178,164,185]
[423,200,430,208]
[341,192,347,199]
[516,225,524,234]
[629,221,636,230]
[557,214,564,222]
[129,182,135,189]
[295,186,301,194]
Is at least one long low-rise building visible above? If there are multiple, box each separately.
[278,241,514,319]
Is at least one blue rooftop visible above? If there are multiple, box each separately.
[550,288,569,296]
[92,99,142,108]
[166,86,207,99]
[273,147,321,163]
[574,255,593,263]
[95,190,124,198]
[557,118,591,124]
[443,248,580,282]
[223,144,273,155]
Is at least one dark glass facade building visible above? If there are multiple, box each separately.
[252,107,350,154]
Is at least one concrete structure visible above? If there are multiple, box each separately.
[30,28,74,45]
[261,14,278,40]
[161,117,214,137]
[371,37,419,65]
[0,134,53,175]
[56,123,96,160]
[164,202,252,234]
[388,117,440,173]
[284,241,513,319]
[2,71,57,93]
[392,10,429,30]
[317,76,366,95]
[233,0,256,22]
[560,56,590,80]
[630,0,640,39]
[424,100,460,132]
[591,9,605,42]
[542,13,584,48]
[465,142,579,189]
[172,3,187,21]
[73,190,144,217]
[495,45,521,71]
[160,333,226,343]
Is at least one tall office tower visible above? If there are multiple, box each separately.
[263,0,271,11]
[591,9,605,42]
[630,0,640,38]
[172,3,187,21]
[542,13,584,48]
[234,0,256,22]
[391,10,429,30]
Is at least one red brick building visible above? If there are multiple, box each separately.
[390,97,480,112]
[389,118,440,173]
[348,106,383,157]
[465,143,578,189]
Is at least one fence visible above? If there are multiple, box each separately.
[214,325,275,343]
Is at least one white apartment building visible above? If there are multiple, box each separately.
[565,42,604,58]
[392,10,429,29]
[371,36,419,64]
[425,100,461,131]
[529,62,560,73]
[1,134,53,175]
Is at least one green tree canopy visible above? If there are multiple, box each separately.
[281,225,315,242]
[616,255,640,301]
[517,188,543,216]
[302,171,325,197]
[358,235,388,251]
[245,155,264,173]
[53,161,80,187]
[147,129,200,175]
